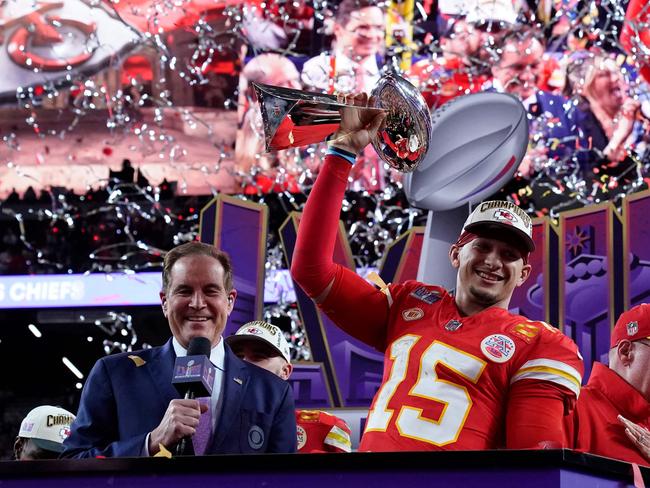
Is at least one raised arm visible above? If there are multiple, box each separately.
[290,94,391,349]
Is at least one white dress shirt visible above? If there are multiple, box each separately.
[301,50,380,94]
[172,336,226,430]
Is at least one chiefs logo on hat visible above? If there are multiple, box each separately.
[246,327,263,335]
[493,209,517,224]
[59,426,71,441]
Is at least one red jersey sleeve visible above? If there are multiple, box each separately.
[319,266,390,351]
[505,321,584,448]
[322,412,353,453]
[506,380,575,448]
[509,321,583,398]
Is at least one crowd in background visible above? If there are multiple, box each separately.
[238,0,650,216]
[5,0,650,275]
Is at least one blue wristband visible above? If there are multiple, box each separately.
[326,146,357,165]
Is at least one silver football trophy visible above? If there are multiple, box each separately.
[255,72,529,291]
[252,73,432,173]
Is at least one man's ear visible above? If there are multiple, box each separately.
[516,263,532,287]
[227,290,237,314]
[280,362,293,381]
[159,291,168,317]
[449,245,461,269]
[13,437,23,460]
[617,340,633,367]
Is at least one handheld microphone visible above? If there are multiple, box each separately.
[171,336,215,456]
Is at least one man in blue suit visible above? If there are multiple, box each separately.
[62,242,296,458]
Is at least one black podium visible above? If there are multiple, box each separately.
[0,450,647,487]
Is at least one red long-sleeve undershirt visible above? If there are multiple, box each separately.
[290,154,389,349]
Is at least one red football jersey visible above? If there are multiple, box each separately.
[360,281,583,452]
[296,410,352,453]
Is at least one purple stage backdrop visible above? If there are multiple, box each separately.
[200,195,267,335]
[623,189,650,309]
[288,362,335,408]
[378,227,424,284]
[559,203,623,381]
[510,218,559,324]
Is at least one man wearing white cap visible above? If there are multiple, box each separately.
[227,321,352,453]
[226,321,293,380]
[291,93,583,452]
[15,405,75,460]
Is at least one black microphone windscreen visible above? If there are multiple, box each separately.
[187,336,211,357]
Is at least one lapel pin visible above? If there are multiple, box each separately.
[128,355,146,367]
[233,377,243,385]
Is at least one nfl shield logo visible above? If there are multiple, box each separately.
[627,321,639,336]
[444,319,462,331]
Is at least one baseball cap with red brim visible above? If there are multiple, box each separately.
[611,303,650,347]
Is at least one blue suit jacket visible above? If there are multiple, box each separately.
[61,339,296,458]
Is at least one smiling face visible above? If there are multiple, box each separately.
[160,254,236,348]
[334,5,385,60]
[450,236,531,316]
[491,36,544,100]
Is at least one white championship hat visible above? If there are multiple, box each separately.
[463,200,534,252]
[18,405,76,453]
[226,321,292,364]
